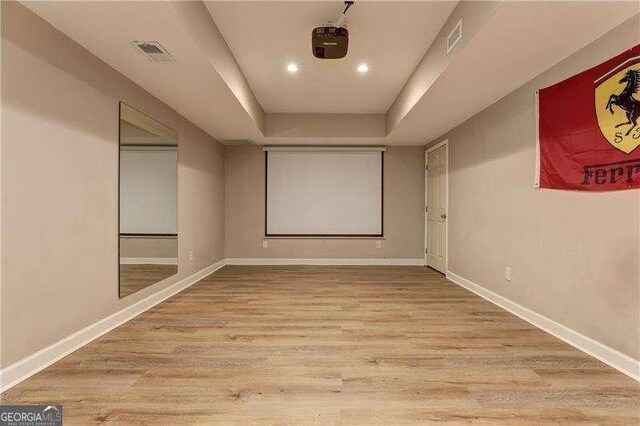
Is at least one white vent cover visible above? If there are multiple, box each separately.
[447,20,462,54]
[131,41,174,62]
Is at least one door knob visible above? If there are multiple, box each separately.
[440,213,447,219]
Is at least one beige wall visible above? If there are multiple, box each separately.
[430,15,640,359]
[225,145,424,260]
[119,237,177,259]
[1,2,225,368]
[265,113,386,139]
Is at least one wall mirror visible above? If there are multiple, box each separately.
[119,103,178,298]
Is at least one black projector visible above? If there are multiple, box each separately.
[312,26,349,59]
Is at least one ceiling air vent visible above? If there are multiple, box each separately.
[446,20,462,54]
[132,41,174,62]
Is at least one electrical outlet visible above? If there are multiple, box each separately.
[376,240,382,249]
[262,240,268,248]
[505,267,512,281]
[188,251,194,262]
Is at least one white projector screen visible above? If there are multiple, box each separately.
[265,148,384,236]
[120,147,177,235]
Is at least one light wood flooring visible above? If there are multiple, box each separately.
[2,266,639,424]
[119,264,178,298]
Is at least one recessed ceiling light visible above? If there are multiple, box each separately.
[287,63,299,73]
[357,64,369,73]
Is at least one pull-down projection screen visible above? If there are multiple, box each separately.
[265,147,384,236]
[120,146,177,235]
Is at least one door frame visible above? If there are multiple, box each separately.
[424,139,449,272]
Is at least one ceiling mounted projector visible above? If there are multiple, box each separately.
[312,26,349,59]
[312,1,353,59]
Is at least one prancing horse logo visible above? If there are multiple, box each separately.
[595,57,640,154]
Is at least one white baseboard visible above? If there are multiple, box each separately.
[225,258,425,266]
[446,270,640,382]
[0,259,226,393]
[120,257,178,265]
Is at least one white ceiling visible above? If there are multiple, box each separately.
[22,0,263,143]
[205,1,456,113]
[388,1,640,144]
[20,1,640,147]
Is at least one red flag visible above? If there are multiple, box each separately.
[537,44,640,191]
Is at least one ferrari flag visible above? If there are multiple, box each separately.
[537,44,640,191]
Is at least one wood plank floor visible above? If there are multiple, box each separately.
[2,266,639,424]
[119,264,178,298]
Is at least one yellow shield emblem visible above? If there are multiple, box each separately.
[594,60,640,154]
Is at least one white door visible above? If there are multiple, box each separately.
[425,144,447,272]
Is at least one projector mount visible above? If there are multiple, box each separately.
[332,1,354,29]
